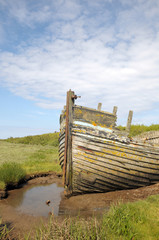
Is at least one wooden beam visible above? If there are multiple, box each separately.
[63,90,74,189]
[126,110,133,133]
[74,105,116,128]
[113,106,118,116]
[97,103,102,111]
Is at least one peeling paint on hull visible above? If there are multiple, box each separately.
[59,90,159,195]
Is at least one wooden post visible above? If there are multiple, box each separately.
[63,90,74,192]
[126,110,133,133]
[97,103,102,111]
[113,106,118,116]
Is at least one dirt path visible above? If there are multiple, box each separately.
[1,175,159,239]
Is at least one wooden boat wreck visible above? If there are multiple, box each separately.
[59,90,159,195]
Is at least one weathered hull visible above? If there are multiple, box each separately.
[59,90,159,195]
[72,129,159,194]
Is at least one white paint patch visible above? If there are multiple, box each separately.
[73,121,113,133]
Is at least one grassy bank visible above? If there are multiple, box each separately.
[0,142,60,174]
[1,194,159,239]
[5,132,59,146]
[1,131,159,239]
[118,124,159,137]
[0,162,26,187]
[30,194,159,240]
[0,133,61,190]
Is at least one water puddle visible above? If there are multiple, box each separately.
[3,183,64,217]
[0,177,111,220]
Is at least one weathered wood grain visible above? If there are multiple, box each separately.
[59,90,159,195]
[73,105,117,128]
[97,103,102,111]
[126,110,133,132]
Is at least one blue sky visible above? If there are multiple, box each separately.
[0,0,159,139]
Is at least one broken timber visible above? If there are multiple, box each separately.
[59,90,159,195]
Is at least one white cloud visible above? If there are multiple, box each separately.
[0,0,159,125]
[0,0,82,27]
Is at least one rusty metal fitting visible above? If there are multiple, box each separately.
[71,95,81,100]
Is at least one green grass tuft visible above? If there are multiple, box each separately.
[0,181,5,190]
[103,195,159,239]
[0,162,26,186]
[0,217,12,240]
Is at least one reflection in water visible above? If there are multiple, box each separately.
[6,183,64,217]
[3,183,109,218]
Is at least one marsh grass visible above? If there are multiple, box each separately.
[103,195,159,240]
[118,124,159,137]
[0,181,5,190]
[34,216,105,240]
[22,147,61,174]
[5,132,59,146]
[0,162,26,187]
[0,218,11,240]
[0,141,61,176]
[0,141,61,189]
[0,225,10,240]
[31,195,159,240]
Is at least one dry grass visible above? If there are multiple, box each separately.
[0,218,12,240]
[33,216,105,240]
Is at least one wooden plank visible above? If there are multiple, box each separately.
[73,105,117,128]
[72,147,159,173]
[70,131,159,193]
[72,171,147,193]
[72,148,159,179]
[113,106,118,115]
[72,169,125,190]
[126,110,133,132]
[59,91,159,195]
[72,135,159,162]
[72,155,155,184]
[97,103,102,111]
[72,166,156,194]
[63,90,75,191]
[72,163,148,189]
[72,130,159,157]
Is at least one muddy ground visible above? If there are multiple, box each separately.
[1,174,159,239]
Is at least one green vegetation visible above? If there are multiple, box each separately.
[5,132,59,147]
[118,124,159,137]
[32,194,159,240]
[0,194,159,239]
[0,132,61,190]
[22,147,61,174]
[104,194,159,239]
[0,141,61,176]
[34,217,103,240]
[0,162,26,187]
[0,216,11,240]
[0,182,5,190]
[1,131,159,239]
